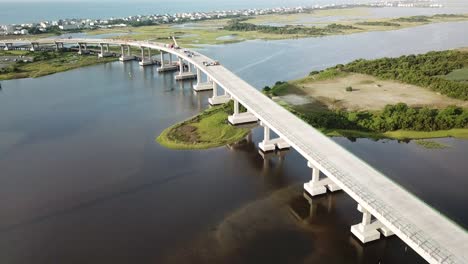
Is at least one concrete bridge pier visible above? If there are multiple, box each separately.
[175,57,196,81]
[193,68,213,91]
[77,43,90,55]
[98,43,112,58]
[258,122,290,152]
[351,204,394,243]
[208,82,231,105]
[54,42,64,51]
[30,42,39,51]
[304,161,342,196]
[119,45,135,61]
[139,47,154,66]
[228,99,258,125]
[157,51,178,72]
[2,43,13,51]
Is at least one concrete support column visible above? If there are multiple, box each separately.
[188,63,192,72]
[208,82,230,105]
[304,161,342,197]
[361,208,372,226]
[78,43,82,54]
[169,53,173,65]
[258,123,276,152]
[160,52,164,67]
[55,43,59,51]
[213,82,218,96]
[228,98,259,126]
[98,43,110,58]
[196,68,201,84]
[139,47,155,66]
[304,162,327,196]
[120,45,135,62]
[30,43,37,51]
[234,99,240,115]
[84,43,87,50]
[263,126,270,144]
[258,121,290,152]
[2,43,12,51]
[179,58,184,74]
[350,204,394,243]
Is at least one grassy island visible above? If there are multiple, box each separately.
[0,50,117,80]
[264,49,468,140]
[157,104,250,150]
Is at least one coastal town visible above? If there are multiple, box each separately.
[0,0,443,36]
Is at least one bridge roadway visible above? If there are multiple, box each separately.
[4,38,468,263]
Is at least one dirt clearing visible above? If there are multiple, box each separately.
[290,73,468,111]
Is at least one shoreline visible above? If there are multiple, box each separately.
[323,128,468,140]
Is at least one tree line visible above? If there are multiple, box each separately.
[288,103,468,132]
[223,19,358,35]
[355,21,400,27]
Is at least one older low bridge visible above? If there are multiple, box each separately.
[2,38,467,264]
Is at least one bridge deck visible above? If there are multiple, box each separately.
[7,38,468,263]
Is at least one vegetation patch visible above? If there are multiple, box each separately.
[442,67,468,82]
[356,21,401,27]
[0,51,117,80]
[223,19,359,36]
[322,128,468,140]
[383,129,468,140]
[263,81,305,97]
[393,16,431,23]
[157,103,250,150]
[414,140,449,149]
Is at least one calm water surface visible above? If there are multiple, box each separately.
[0,22,467,264]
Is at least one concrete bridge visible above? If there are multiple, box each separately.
[2,38,467,264]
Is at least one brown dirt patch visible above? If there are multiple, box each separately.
[296,73,468,111]
[171,125,199,143]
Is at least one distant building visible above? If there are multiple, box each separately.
[59,24,79,30]
[4,25,15,34]
[40,22,49,28]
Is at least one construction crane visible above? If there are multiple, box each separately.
[171,35,180,49]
